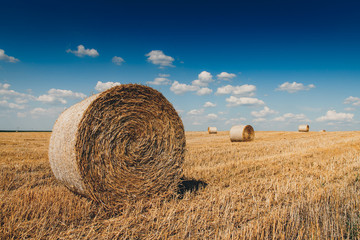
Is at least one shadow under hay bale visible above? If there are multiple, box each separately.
[48,84,186,209]
[177,178,208,198]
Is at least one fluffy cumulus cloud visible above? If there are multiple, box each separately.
[0,100,25,109]
[187,109,204,115]
[146,50,174,68]
[273,113,310,122]
[66,45,99,57]
[345,107,355,112]
[0,83,10,90]
[0,49,19,63]
[251,106,277,118]
[95,81,121,92]
[217,72,236,81]
[147,75,172,85]
[0,83,35,109]
[170,71,215,95]
[316,110,354,122]
[216,84,256,96]
[29,107,66,118]
[226,96,265,107]
[206,113,218,119]
[344,96,360,106]
[196,87,212,96]
[192,71,214,87]
[37,88,87,104]
[170,81,198,94]
[253,118,267,123]
[112,56,125,65]
[203,101,216,107]
[276,81,315,93]
[225,117,247,125]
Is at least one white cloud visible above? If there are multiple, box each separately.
[273,113,310,122]
[95,81,121,92]
[30,107,47,115]
[159,74,170,77]
[170,81,198,94]
[217,72,236,81]
[17,112,26,118]
[206,113,218,119]
[316,110,354,122]
[0,100,25,109]
[253,118,267,123]
[0,49,19,63]
[147,77,171,86]
[66,45,99,57]
[112,56,125,65]
[196,87,212,96]
[203,101,216,107]
[225,117,247,125]
[176,109,184,115]
[251,106,277,118]
[38,88,86,104]
[344,96,360,106]
[345,107,355,112]
[216,84,256,96]
[37,95,66,104]
[276,81,315,93]
[0,83,35,104]
[30,107,66,118]
[0,83,10,89]
[145,50,174,68]
[192,71,214,87]
[226,96,265,107]
[14,98,29,104]
[187,109,204,115]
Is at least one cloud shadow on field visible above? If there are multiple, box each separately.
[177,178,208,198]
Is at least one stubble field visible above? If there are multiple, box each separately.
[1,131,360,239]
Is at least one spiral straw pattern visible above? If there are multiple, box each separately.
[49,84,185,208]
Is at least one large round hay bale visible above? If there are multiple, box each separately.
[229,125,255,142]
[208,127,217,134]
[298,124,310,132]
[49,84,185,208]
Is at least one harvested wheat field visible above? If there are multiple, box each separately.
[1,131,360,239]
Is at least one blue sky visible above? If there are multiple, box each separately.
[1,0,360,131]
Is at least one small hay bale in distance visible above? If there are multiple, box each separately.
[320,129,326,132]
[230,125,255,142]
[208,127,217,134]
[48,84,186,208]
[298,124,310,132]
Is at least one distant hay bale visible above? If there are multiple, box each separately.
[208,127,217,134]
[320,130,326,132]
[48,84,186,208]
[298,124,310,132]
[230,125,255,142]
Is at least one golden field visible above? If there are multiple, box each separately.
[1,131,360,239]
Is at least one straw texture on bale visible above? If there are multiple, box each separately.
[229,125,255,142]
[49,84,186,208]
[298,124,310,132]
[208,127,217,134]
